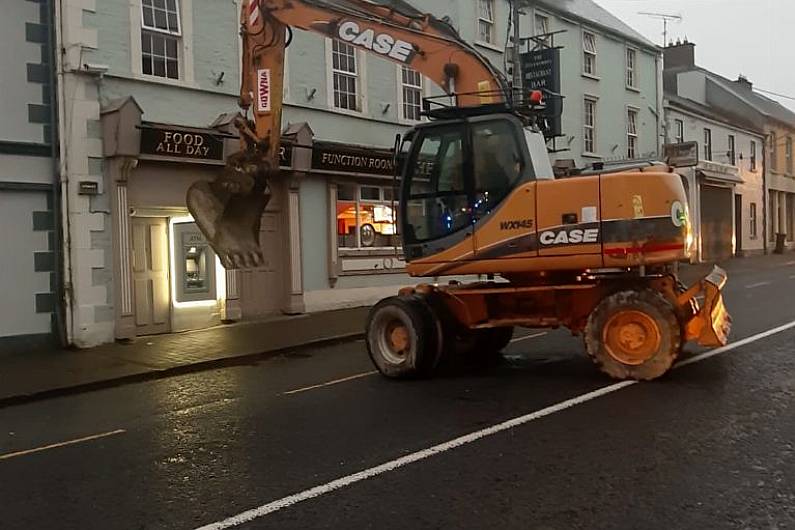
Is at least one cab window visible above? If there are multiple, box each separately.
[472,120,524,216]
[403,126,471,243]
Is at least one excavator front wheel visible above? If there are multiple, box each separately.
[585,290,682,381]
[366,296,443,378]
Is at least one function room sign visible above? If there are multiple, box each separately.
[140,125,225,164]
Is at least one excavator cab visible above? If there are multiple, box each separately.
[399,111,551,262]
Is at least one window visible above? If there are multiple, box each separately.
[405,126,469,243]
[332,40,359,111]
[627,108,638,159]
[478,0,495,44]
[750,140,757,171]
[472,120,524,216]
[749,202,758,239]
[337,184,399,249]
[626,48,637,88]
[770,131,777,171]
[535,14,549,45]
[583,31,597,76]
[583,98,597,154]
[787,137,793,174]
[141,0,181,79]
[703,128,712,161]
[728,135,736,165]
[674,119,684,144]
[400,67,423,122]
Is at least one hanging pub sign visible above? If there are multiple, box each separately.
[520,47,563,138]
[311,141,395,176]
[140,125,225,163]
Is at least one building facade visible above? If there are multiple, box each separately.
[665,41,795,254]
[0,0,62,351]
[56,0,662,347]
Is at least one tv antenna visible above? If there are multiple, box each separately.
[638,12,683,46]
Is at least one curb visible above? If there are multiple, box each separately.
[0,331,365,410]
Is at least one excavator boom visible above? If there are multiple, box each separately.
[187,0,508,268]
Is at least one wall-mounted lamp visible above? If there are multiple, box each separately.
[381,103,391,115]
[306,87,317,101]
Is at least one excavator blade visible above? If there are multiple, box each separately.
[186,151,274,270]
[682,266,732,348]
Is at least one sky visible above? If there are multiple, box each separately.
[594,0,795,112]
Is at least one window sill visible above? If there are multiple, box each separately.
[124,71,201,90]
[475,41,504,53]
[326,105,368,119]
[582,152,602,159]
[339,248,404,258]
[581,73,601,81]
[626,85,641,93]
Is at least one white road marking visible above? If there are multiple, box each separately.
[0,429,126,461]
[282,371,378,395]
[745,281,772,289]
[195,319,795,530]
[510,332,548,343]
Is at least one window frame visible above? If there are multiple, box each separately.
[336,183,400,251]
[140,0,182,36]
[674,119,684,144]
[787,136,793,174]
[582,30,598,77]
[325,38,368,115]
[625,47,638,89]
[130,0,195,85]
[728,134,736,166]
[397,65,428,124]
[477,0,496,45]
[770,131,778,171]
[750,140,757,171]
[583,96,598,156]
[749,202,758,239]
[703,128,713,161]
[139,0,183,81]
[627,107,639,159]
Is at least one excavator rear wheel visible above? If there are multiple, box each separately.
[366,296,443,378]
[585,289,681,381]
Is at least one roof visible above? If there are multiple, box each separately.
[531,0,657,49]
[666,94,764,136]
[667,65,795,128]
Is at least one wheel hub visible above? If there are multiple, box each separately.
[603,310,661,366]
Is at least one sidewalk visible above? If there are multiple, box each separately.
[0,307,368,407]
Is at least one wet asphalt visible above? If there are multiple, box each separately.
[1,257,794,530]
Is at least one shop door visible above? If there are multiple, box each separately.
[700,185,733,262]
[734,194,743,255]
[131,217,171,335]
[239,212,283,317]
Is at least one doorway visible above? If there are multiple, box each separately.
[734,194,743,256]
[131,217,171,335]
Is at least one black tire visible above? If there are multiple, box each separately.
[454,327,514,360]
[585,289,681,381]
[366,296,443,378]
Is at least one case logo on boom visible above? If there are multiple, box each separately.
[337,21,415,63]
[540,228,599,246]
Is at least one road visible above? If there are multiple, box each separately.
[2,257,794,529]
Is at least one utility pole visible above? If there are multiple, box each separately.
[638,11,682,47]
[511,0,523,100]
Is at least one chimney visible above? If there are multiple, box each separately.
[735,75,753,91]
[664,40,695,70]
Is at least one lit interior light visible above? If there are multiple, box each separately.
[169,215,227,309]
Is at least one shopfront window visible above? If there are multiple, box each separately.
[337,184,399,249]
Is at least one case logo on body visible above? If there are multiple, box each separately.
[337,21,414,63]
[540,228,599,246]
[257,69,271,113]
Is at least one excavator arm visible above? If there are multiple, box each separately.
[187,0,509,268]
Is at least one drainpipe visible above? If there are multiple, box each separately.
[54,0,75,345]
[656,51,665,157]
[762,132,768,254]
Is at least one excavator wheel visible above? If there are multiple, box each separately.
[585,289,681,381]
[457,327,514,358]
[366,295,444,378]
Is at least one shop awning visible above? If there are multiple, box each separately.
[696,161,744,185]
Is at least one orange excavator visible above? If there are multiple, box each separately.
[187,0,731,381]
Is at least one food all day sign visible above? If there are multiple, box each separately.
[140,126,225,163]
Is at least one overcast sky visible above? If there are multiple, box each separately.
[595,0,795,112]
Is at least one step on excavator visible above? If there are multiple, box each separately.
[187,0,731,381]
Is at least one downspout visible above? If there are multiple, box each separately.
[54,0,75,345]
[763,132,768,254]
[656,50,665,157]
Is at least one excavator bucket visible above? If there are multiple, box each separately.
[681,266,732,348]
[186,148,274,270]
